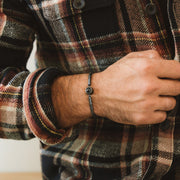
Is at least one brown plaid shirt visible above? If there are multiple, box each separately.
[0,0,180,179]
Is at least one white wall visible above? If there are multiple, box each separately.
[0,42,41,172]
[0,139,41,172]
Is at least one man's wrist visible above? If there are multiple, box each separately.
[51,73,95,128]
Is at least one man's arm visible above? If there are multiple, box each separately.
[0,0,69,144]
[52,50,180,128]
[0,0,35,140]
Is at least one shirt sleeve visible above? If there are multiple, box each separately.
[0,0,71,144]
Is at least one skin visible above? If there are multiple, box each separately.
[51,50,180,128]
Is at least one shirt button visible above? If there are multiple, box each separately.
[146,3,157,16]
[73,0,85,10]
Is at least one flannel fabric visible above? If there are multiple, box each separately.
[0,0,180,179]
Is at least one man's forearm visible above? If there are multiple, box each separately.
[51,73,100,128]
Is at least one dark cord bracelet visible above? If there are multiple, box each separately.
[85,73,96,118]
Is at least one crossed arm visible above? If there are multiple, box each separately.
[1,0,180,144]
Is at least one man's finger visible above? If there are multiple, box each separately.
[158,79,180,96]
[154,96,176,111]
[155,60,180,79]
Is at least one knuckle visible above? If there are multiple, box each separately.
[147,50,160,58]
[142,100,155,110]
[141,81,156,94]
[140,61,153,73]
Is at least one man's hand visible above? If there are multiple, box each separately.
[93,50,180,125]
[51,50,180,128]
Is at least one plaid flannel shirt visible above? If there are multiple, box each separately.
[0,0,180,179]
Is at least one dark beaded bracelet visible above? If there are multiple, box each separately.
[85,73,97,118]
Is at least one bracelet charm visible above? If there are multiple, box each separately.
[85,86,93,95]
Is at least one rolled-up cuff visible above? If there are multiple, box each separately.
[23,68,71,145]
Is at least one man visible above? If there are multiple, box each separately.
[0,0,180,179]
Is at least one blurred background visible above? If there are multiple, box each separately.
[0,139,41,172]
[0,42,41,174]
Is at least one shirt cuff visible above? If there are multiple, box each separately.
[23,68,71,145]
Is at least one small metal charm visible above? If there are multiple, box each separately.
[85,86,93,95]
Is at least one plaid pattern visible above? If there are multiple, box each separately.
[0,0,180,179]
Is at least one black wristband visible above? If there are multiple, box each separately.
[85,73,97,118]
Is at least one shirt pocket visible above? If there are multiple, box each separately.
[42,0,118,43]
